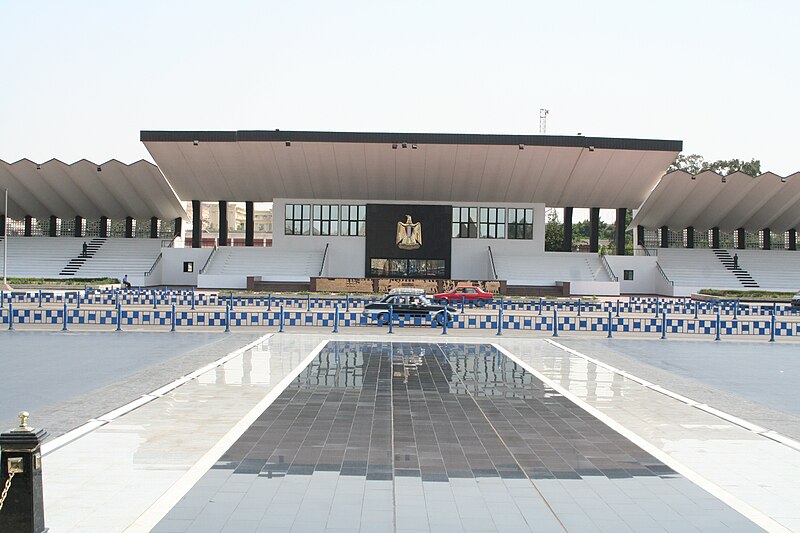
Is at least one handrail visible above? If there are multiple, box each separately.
[319,243,330,277]
[640,243,657,257]
[144,252,162,277]
[160,236,177,248]
[599,254,618,282]
[655,260,674,286]
[488,246,498,280]
[198,245,217,274]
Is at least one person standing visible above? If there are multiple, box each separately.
[733,253,739,269]
[82,241,88,257]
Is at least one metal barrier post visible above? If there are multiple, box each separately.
[552,308,559,337]
[770,311,776,342]
[654,297,659,317]
[388,304,394,334]
[442,304,448,335]
[8,302,13,331]
[62,303,68,332]
[615,299,620,317]
[191,287,195,310]
[333,304,339,333]
[1,289,4,308]
[660,311,666,340]
[307,294,311,310]
[715,312,721,341]
[345,294,350,313]
[460,296,465,313]
[496,307,502,336]
[577,298,581,317]
[694,300,698,319]
[538,298,543,316]
[279,304,285,332]
[268,293,272,311]
[76,291,81,310]
[733,299,739,320]
[116,303,122,332]
[38,289,42,309]
[171,304,176,332]
[225,301,231,333]
[0,412,49,533]
[153,292,157,309]
[607,310,613,338]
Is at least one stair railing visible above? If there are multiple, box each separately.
[655,261,674,286]
[599,254,618,281]
[144,252,163,277]
[319,243,330,277]
[198,245,217,274]
[488,246,498,280]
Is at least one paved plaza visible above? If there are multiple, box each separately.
[2,329,799,531]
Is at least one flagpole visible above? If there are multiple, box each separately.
[3,187,7,286]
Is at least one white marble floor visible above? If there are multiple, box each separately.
[40,333,800,532]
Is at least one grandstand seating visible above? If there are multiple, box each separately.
[201,247,324,282]
[656,249,745,289]
[73,238,162,278]
[0,237,162,279]
[730,250,800,292]
[493,252,611,285]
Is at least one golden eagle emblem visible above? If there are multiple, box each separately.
[396,214,422,250]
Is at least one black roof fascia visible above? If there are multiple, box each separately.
[141,130,682,152]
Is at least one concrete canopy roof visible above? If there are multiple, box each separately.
[0,159,187,221]
[142,130,681,208]
[630,170,800,232]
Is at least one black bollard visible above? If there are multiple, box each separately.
[0,412,48,533]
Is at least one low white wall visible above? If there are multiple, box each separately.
[161,248,213,286]
[197,274,247,289]
[566,280,620,296]
[605,256,660,295]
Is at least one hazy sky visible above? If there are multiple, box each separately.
[2,1,798,177]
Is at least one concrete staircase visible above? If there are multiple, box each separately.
[59,238,106,276]
[713,249,759,288]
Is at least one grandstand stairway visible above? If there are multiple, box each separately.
[713,249,759,288]
[59,238,105,276]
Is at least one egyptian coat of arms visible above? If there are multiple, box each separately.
[396,214,422,250]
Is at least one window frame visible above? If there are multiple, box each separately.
[284,204,311,236]
[479,207,506,239]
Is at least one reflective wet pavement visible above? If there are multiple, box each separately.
[153,342,759,532]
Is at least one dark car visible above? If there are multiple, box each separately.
[363,289,457,326]
[433,285,494,306]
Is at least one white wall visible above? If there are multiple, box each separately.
[604,256,659,295]
[567,280,620,296]
[274,198,546,279]
[161,248,213,286]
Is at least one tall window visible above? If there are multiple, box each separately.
[313,204,339,236]
[284,204,310,235]
[507,208,533,239]
[452,207,478,238]
[480,207,505,239]
[340,205,366,236]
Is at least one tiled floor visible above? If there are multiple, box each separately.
[153,342,759,532]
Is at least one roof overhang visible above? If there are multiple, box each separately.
[142,130,682,207]
[630,170,800,232]
[0,159,187,220]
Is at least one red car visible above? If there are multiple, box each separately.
[433,286,494,306]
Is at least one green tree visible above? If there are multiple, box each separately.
[668,154,761,176]
[544,209,563,251]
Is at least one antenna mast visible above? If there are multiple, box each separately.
[539,108,549,134]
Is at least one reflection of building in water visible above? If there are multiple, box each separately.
[197,346,273,386]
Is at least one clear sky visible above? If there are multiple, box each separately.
[2,0,798,177]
